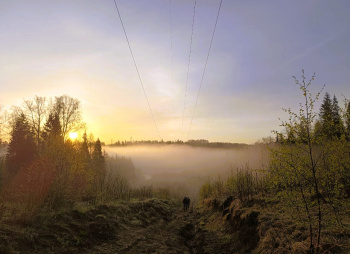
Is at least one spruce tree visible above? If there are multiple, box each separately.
[319,92,333,139]
[41,112,63,148]
[40,111,66,173]
[91,138,105,192]
[79,132,91,171]
[345,101,350,140]
[92,138,105,171]
[6,113,36,177]
[331,95,343,139]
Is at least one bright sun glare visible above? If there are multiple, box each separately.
[69,132,78,140]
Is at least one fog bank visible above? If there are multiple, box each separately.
[104,144,269,178]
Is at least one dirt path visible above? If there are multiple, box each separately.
[83,201,236,254]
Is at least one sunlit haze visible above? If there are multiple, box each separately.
[69,132,78,140]
[1,0,350,143]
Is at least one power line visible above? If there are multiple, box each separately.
[181,0,197,140]
[170,0,174,114]
[112,0,162,140]
[187,0,223,139]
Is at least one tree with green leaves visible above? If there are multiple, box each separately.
[271,72,350,253]
[271,70,324,253]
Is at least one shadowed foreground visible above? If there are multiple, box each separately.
[1,197,349,253]
[0,199,230,254]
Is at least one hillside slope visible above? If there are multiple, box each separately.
[2,197,349,253]
[0,198,261,253]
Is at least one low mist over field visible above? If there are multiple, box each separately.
[104,144,270,196]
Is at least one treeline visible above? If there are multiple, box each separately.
[109,139,248,149]
[0,95,109,217]
[0,95,165,223]
[200,71,350,254]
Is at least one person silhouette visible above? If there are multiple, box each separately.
[183,197,187,211]
[182,197,191,211]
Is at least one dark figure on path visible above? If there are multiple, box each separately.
[183,197,188,211]
[183,197,191,211]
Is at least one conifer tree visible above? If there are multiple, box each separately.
[319,92,333,139]
[331,95,343,138]
[79,132,91,171]
[41,112,62,144]
[345,100,350,140]
[5,113,36,177]
[40,111,66,173]
[91,138,105,193]
[92,138,105,171]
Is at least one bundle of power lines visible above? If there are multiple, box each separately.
[112,0,223,141]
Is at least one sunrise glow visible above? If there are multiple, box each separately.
[69,132,78,140]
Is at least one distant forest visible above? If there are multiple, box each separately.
[108,139,249,149]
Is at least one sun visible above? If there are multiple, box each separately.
[69,132,78,140]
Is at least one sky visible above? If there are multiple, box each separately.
[1,0,350,144]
